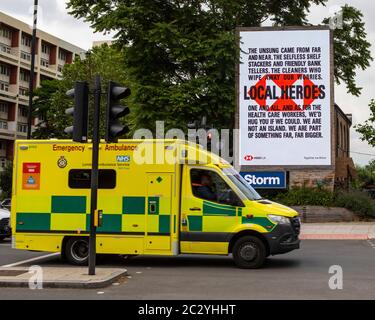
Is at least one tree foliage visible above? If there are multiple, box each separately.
[355,99,375,147]
[32,44,129,139]
[322,5,372,96]
[65,0,372,133]
[353,160,375,189]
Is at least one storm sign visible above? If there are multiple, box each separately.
[238,27,332,166]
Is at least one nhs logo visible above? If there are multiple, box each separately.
[240,171,286,189]
[116,155,130,162]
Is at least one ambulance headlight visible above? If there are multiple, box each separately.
[267,214,290,225]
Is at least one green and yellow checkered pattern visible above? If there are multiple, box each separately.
[16,195,171,235]
[185,201,274,232]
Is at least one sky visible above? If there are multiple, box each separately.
[0,0,374,166]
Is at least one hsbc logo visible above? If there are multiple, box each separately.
[244,155,266,161]
[244,155,254,161]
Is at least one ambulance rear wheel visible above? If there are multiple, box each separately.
[232,236,266,269]
[65,237,89,265]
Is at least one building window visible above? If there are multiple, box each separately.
[340,123,343,149]
[0,64,10,76]
[0,43,11,54]
[68,169,116,189]
[20,70,30,82]
[0,120,8,130]
[0,102,8,113]
[20,51,31,61]
[0,141,6,150]
[41,43,50,54]
[19,87,28,96]
[17,123,27,133]
[18,106,28,118]
[38,112,45,121]
[0,81,9,92]
[21,35,31,47]
[58,50,67,61]
[40,58,49,68]
[0,28,12,40]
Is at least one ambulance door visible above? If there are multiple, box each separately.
[180,166,243,254]
[145,173,173,251]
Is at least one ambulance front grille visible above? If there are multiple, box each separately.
[291,217,301,235]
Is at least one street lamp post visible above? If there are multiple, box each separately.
[27,0,38,139]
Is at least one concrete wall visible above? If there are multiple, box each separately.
[292,205,355,222]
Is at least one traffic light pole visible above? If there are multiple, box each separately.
[27,0,38,139]
[65,76,130,275]
[88,75,101,275]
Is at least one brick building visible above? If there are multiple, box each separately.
[282,104,355,190]
[0,11,84,170]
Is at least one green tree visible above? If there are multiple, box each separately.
[32,44,130,139]
[355,99,375,147]
[353,160,375,189]
[66,0,372,133]
[322,5,372,96]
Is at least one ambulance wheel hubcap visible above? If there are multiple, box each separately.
[71,240,89,261]
[240,243,257,261]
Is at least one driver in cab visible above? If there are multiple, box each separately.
[194,173,217,201]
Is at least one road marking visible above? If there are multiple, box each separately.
[1,252,60,267]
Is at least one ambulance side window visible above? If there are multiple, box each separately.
[69,169,116,189]
[190,169,243,206]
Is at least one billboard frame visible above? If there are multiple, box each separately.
[234,25,334,172]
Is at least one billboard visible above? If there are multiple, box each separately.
[237,27,332,166]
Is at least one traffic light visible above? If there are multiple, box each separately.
[207,131,212,151]
[105,81,131,143]
[64,81,89,142]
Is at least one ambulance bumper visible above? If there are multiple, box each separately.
[264,223,300,255]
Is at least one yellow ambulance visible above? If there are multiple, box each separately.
[11,139,300,268]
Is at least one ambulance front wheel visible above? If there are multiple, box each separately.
[65,237,89,266]
[232,236,266,269]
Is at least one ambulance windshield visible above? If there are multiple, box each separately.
[222,167,262,201]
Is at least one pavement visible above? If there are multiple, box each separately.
[0,266,127,288]
[300,222,375,239]
[0,239,127,289]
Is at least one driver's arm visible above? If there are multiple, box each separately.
[196,186,216,201]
